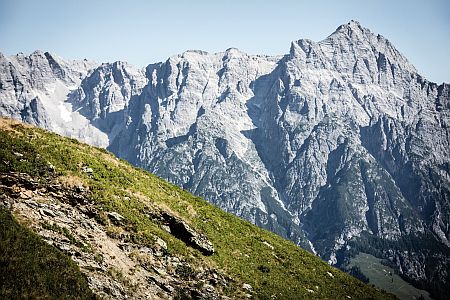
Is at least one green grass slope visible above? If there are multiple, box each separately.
[0,118,394,299]
[0,207,96,299]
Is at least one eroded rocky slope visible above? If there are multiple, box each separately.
[1,172,228,299]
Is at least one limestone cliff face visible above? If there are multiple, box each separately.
[0,50,105,145]
[1,21,449,298]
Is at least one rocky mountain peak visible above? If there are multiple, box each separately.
[181,49,210,57]
[29,49,46,58]
[223,47,245,57]
[332,19,365,36]
[321,20,417,78]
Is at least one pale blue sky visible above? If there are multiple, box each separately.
[0,0,449,83]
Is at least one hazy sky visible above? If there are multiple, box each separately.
[1,0,449,83]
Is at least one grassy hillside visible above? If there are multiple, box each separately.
[0,207,96,299]
[0,118,394,299]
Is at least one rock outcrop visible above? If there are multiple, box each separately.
[160,212,215,256]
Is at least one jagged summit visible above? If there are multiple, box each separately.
[288,20,417,84]
[332,19,365,34]
[324,20,417,74]
[182,49,210,56]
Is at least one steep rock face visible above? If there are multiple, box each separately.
[69,61,147,141]
[0,51,106,145]
[106,49,312,250]
[243,22,449,297]
[0,21,449,298]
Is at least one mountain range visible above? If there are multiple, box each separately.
[1,20,449,299]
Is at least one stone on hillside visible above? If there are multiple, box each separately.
[40,208,56,217]
[75,185,85,193]
[161,213,214,255]
[82,166,93,174]
[47,162,56,172]
[155,237,168,250]
[107,211,124,224]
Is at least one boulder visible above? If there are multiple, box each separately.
[107,211,124,225]
[161,213,214,255]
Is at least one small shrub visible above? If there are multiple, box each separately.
[257,265,270,273]
[94,210,109,226]
[107,267,123,280]
[175,264,195,280]
[94,253,104,264]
